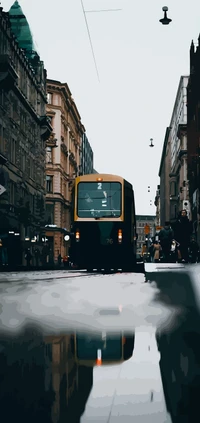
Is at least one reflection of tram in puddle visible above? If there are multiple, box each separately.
[0,330,135,422]
[73,331,135,367]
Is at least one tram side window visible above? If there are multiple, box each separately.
[77,182,122,217]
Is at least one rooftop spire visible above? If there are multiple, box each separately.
[190,40,195,54]
[8,1,37,59]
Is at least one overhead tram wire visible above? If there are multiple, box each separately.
[85,9,122,13]
[80,3,122,82]
[80,0,100,82]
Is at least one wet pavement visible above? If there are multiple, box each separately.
[81,329,171,423]
[0,270,172,335]
[145,263,200,423]
[1,266,195,422]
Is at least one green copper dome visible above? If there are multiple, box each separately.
[9,1,37,59]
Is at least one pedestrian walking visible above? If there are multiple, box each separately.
[159,221,174,262]
[174,210,193,262]
[188,236,199,263]
[153,241,161,263]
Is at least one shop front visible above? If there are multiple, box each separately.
[43,225,71,265]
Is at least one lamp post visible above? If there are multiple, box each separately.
[149,138,154,147]
[159,6,172,25]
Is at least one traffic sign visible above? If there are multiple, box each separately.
[144,224,150,234]
[0,185,6,196]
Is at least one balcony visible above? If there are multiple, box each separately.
[61,143,68,157]
[0,153,8,165]
[0,54,18,91]
[40,116,52,141]
[177,123,187,139]
[178,148,187,160]
[69,151,77,166]
[46,132,57,148]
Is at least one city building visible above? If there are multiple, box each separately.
[44,335,78,422]
[158,76,189,227]
[136,215,156,254]
[187,37,200,240]
[168,76,189,224]
[0,2,51,267]
[80,133,94,175]
[43,334,93,422]
[154,184,161,226]
[45,79,85,261]
[158,127,171,226]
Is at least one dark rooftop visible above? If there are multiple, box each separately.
[9,1,38,59]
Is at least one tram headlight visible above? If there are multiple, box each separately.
[75,230,80,242]
[118,229,122,243]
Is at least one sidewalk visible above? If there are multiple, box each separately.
[0,264,73,273]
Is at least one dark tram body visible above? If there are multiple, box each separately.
[70,174,137,271]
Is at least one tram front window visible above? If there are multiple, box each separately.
[77,182,122,218]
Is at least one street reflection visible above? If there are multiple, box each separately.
[74,331,135,366]
[0,328,135,423]
[151,269,200,422]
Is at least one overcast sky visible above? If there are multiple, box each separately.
[3,0,200,215]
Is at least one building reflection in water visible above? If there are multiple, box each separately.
[0,328,135,422]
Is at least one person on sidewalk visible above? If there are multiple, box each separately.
[188,236,199,263]
[153,241,161,263]
[174,210,193,262]
[159,221,174,262]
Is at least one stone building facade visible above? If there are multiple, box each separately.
[158,76,190,228]
[0,2,51,267]
[80,133,94,175]
[158,127,171,226]
[168,76,189,224]
[45,80,85,261]
[154,184,161,227]
[187,37,200,240]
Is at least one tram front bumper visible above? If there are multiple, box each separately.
[73,242,129,268]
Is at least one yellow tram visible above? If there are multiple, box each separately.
[70,173,137,271]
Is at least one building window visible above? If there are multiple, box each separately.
[9,181,15,204]
[0,124,2,151]
[30,160,35,179]
[46,146,53,163]
[46,175,53,193]
[45,204,54,224]
[0,89,5,108]
[47,93,53,104]
[11,139,16,164]
[20,111,26,132]
[170,181,176,196]
[21,149,26,172]
[174,204,177,219]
